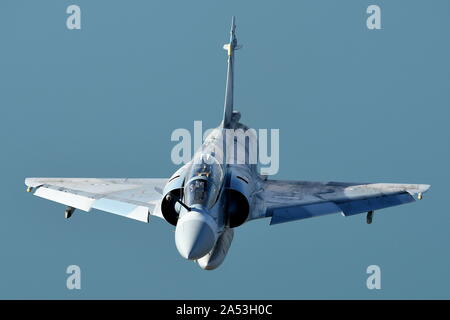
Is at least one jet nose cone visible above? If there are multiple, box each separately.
[175,211,217,260]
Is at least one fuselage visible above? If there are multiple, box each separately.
[172,124,264,269]
[165,17,265,269]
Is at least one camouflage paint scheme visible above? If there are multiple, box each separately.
[25,17,430,270]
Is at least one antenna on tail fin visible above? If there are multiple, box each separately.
[222,16,242,128]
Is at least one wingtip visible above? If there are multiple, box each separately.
[400,183,431,195]
[24,177,44,188]
[24,178,35,192]
[410,184,430,193]
[408,184,430,200]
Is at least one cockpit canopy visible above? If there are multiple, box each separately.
[184,153,224,209]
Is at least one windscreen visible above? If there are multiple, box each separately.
[184,153,223,209]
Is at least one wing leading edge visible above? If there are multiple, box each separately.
[25,178,167,223]
[263,180,430,225]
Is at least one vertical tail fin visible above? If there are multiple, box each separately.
[222,16,242,128]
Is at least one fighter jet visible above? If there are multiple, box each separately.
[25,17,430,270]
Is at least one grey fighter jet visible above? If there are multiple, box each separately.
[25,17,430,270]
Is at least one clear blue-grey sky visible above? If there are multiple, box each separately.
[0,0,449,299]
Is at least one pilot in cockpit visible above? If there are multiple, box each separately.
[184,154,223,209]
